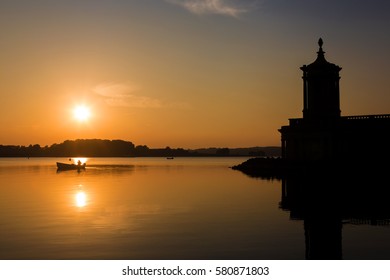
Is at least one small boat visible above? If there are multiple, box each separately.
[56,162,86,171]
[166,157,174,160]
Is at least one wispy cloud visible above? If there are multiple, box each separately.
[167,0,257,18]
[93,83,162,108]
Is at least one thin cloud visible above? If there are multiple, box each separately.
[167,0,257,18]
[93,83,162,108]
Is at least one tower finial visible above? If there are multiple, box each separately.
[317,38,325,57]
[318,38,323,48]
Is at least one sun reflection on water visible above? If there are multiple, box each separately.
[71,157,88,165]
[75,191,87,208]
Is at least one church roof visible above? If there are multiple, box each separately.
[301,38,342,72]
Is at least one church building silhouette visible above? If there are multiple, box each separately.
[279,39,390,163]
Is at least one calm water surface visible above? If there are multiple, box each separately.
[0,157,389,259]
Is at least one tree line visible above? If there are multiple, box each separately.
[0,139,279,157]
[0,139,135,157]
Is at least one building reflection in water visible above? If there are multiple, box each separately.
[279,169,390,259]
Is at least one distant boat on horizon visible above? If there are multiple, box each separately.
[166,157,174,160]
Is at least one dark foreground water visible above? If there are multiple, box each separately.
[0,157,389,260]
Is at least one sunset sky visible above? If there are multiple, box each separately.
[1,0,389,148]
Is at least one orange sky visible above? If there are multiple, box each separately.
[1,1,389,148]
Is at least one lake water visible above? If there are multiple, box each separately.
[0,157,389,260]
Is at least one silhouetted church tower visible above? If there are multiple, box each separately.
[301,38,341,120]
[279,38,390,162]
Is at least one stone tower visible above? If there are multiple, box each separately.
[301,38,342,121]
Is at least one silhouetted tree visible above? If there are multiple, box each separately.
[216,148,230,156]
[134,145,150,156]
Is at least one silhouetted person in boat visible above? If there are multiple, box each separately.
[77,160,82,167]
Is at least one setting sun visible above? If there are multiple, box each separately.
[73,105,91,122]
